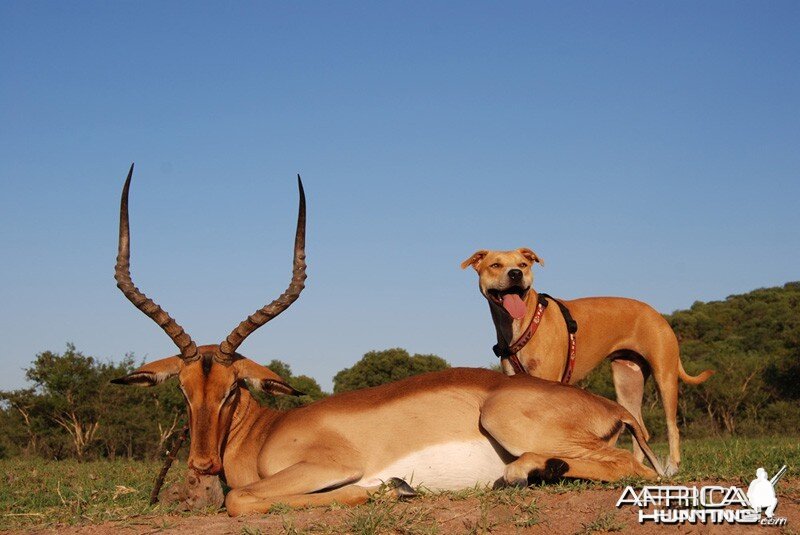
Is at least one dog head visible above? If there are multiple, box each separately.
[461,248,544,320]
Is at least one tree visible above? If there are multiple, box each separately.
[23,345,114,460]
[97,354,185,459]
[252,360,328,410]
[333,348,449,393]
[577,282,800,438]
[686,344,774,434]
[667,282,800,436]
[0,388,41,455]
[1,345,187,460]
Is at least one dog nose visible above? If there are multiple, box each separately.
[508,269,522,281]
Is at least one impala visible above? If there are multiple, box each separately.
[112,165,664,516]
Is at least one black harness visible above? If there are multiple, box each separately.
[493,292,579,382]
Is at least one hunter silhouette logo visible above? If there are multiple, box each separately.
[616,464,788,526]
[747,466,786,520]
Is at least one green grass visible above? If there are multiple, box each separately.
[654,435,800,483]
[0,457,193,530]
[344,499,439,535]
[1,436,798,531]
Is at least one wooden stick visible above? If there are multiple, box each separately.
[150,424,189,505]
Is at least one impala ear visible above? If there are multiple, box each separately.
[461,250,489,271]
[252,378,305,396]
[111,355,183,387]
[233,359,304,397]
[518,247,544,267]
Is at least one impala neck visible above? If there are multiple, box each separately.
[223,386,282,461]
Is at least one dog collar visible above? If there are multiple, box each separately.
[493,293,578,383]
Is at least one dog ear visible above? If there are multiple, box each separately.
[518,248,544,267]
[461,250,489,271]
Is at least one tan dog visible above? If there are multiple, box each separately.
[462,248,713,475]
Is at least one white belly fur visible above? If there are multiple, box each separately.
[360,439,507,491]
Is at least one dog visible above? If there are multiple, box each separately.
[462,247,713,475]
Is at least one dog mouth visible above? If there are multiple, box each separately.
[487,286,529,320]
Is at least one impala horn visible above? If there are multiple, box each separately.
[218,175,307,361]
[115,163,199,361]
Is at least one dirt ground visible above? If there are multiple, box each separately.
[20,481,800,535]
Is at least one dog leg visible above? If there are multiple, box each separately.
[653,369,681,475]
[611,358,649,462]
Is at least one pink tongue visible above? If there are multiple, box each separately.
[502,294,527,320]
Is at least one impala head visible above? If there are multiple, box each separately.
[111,164,307,475]
[461,248,543,320]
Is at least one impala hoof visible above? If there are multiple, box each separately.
[386,477,417,498]
[504,477,528,488]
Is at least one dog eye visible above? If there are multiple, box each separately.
[519,262,528,268]
[490,263,501,268]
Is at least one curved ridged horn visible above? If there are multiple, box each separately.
[115,163,198,361]
[219,175,307,358]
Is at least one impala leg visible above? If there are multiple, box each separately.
[505,448,657,485]
[227,484,373,516]
[563,447,657,481]
[225,462,363,516]
[480,391,657,485]
[225,463,416,516]
[504,452,567,486]
[227,480,415,516]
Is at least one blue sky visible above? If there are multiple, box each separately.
[1,1,798,392]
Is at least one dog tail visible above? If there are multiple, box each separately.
[621,413,666,478]
[678,359,714,385]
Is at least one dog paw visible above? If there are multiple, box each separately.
[664,461,680,477]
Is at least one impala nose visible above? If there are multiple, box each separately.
[508,269,522,282]
[189,457,215,474]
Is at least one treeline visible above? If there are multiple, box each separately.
[0,346,184,461]
[0,347,447,460]
[1,282,798,460]
[582,281,800,439]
